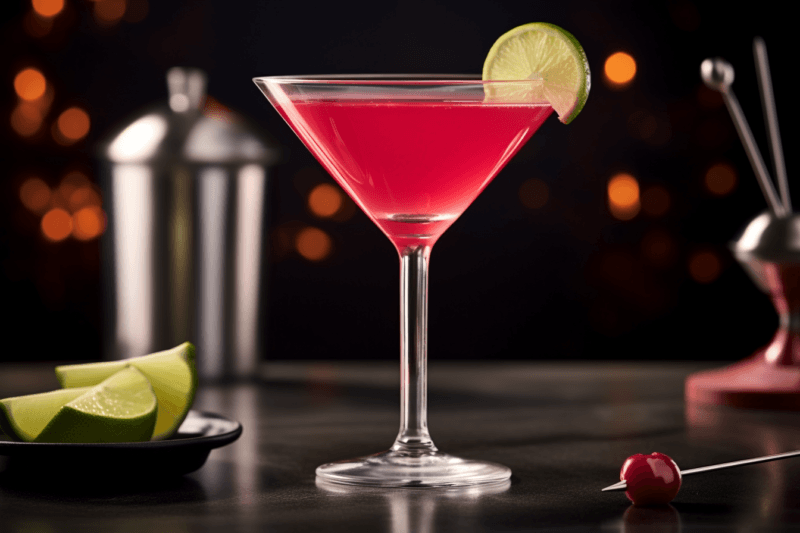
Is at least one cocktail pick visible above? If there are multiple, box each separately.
[754,37,792,213]
[601,449,800,492]
[700,57,787,218]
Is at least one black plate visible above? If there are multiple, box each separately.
[0,410,241,478]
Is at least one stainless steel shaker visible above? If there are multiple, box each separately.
[97,67,277,380]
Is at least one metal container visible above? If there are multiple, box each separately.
[730,211,800,367]
[732,211,800,291]
[98,67,277,380]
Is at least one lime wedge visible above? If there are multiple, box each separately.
[1,367,157,443]
[1,388,89,441]
[483,22,590,124]
[55,342,197,441]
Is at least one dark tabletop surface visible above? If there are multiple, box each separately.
[2,360,800,532]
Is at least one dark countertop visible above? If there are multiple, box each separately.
[2,361,800,532]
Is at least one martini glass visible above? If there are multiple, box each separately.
[253,75,553,487]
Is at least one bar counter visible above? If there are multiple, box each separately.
[2,361,800,531]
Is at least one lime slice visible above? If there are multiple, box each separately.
[1,367,157,443]
[1,388,89,441]
[483,22,590,124]
[55,342,197,441]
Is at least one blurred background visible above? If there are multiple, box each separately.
[0,0,795,367]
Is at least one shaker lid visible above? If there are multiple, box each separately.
[99,67,277,165]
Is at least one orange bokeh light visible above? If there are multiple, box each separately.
[94,0,127,24]
[689,250,721,283]
[59,171,90,198]
[69,187,102,211]
[41,208,73,242]
[20,177,52,215]
[308,183,343,218]
[56,107,90,143]
[642,229,676,268]
[72,206,106,240]
[296,227,332,261]
[705,163,737,196]
[32,0,65,17]
[608,173,640,220]
[11,102,44,137]
[605,52,637,85]
[641,185,671,217]
[519,178,549,209]
[24,10,54,37]
[15,68,47,101]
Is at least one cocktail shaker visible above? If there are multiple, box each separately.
[97,67,277,380]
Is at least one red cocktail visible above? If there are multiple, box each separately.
[254,76,553,487]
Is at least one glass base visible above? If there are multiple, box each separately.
[315,449,512,488]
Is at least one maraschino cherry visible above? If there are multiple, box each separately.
[620,452,682,506]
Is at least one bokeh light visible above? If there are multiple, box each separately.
[519,178,549,209]
[705,162,737,196]
[608,173,640,220]
[642,229,677,268]
[72,206,106,240]
[308,183,343,218]
[38,83,55,113]
[627,110,657,140]
[689,250,721,283]
[55,107,90,144]
[32,0,64,17]
[47,186,70,211]
[94,0,127,25]
[57,172,102,213]
[605,52,636,86]
[24,10,54,37]
[41,208,72,242]
[59,171,91,198]
[20,177,52,215]
[15,68,46,101]
[641,185,671,217]
[600,251,634,284]
[271,225,295,258]
[69,186,102,212]
[296,227,332,261]
[11,102,44,137]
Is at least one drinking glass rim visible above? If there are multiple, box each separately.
[252,74,543,85]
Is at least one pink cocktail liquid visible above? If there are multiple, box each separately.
[275,99,553,248]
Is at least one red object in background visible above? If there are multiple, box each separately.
[621,452,682,506]
[686,262,800,410]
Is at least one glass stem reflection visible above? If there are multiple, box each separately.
[393,244,438,455]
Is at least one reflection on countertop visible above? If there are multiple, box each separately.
[2,361,800,531]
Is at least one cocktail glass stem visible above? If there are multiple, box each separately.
[393,244,438,454]
[313,236,511,485]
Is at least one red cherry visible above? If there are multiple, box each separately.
[620,452,682,506]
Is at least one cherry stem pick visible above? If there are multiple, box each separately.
[602,449,800,492]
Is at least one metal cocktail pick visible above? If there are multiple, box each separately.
[753,37,791,213]
[601,449,800,492]
[700,38,791,217]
